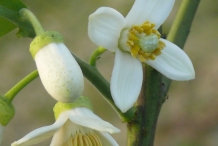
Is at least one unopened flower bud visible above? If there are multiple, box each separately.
[30,31,84,102]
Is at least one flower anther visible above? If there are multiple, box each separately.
[64,131,103,146]
[126,21,165,62]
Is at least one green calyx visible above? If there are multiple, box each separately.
[30,31,64,58]
[0,95,15,126]
[53,96,93,120]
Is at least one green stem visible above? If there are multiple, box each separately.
[19,8,44,36]
[165,0,201,93]
[127,0,201,145]
[4,70,38,102]
[74,54,136,122]
[167,0,201,48]
[89,47,106,66]
[0,5,35,38]
[127,65,164,146]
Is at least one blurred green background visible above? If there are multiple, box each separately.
[0,0,218,145]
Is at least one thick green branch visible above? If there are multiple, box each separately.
[167,0,201,48]
[127,65,164,146]
[164,0,201,92]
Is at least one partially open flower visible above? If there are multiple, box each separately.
[88,0,195,112]
[11,96,120,146]
[30,31,84,103]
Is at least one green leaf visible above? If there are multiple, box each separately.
[0,0,27,37]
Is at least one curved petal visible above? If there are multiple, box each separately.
[67,107,120,134]
[125,0,175,29]
[0,125,4,145]
[146,39,195,80]
[95,131,119,146]
[111,49,143,113]
[11,113,68,146]
[35,43,84,103]
[88,7,126,52]
[50,120,80,146]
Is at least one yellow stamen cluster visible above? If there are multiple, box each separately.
[63,132,102,146]
[127,21,166,62]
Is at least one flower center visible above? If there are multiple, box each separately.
[63,132,102,146]
[126,21,166,62]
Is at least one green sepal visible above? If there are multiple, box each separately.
[53,96,93,120]
[0,95,15,126]
[30,31,64,59]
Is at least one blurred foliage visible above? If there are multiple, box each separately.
[0,0,218,146]
[0,0,26,37]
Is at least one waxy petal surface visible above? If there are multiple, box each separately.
[146,39,195,80]
[50,120,80,146]
[67,107,120,134]
[11,114,68,146]
[126,0,175,29]
[88,7,126,52]
[111,49,143,113]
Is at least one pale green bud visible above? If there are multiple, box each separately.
[30,31,84,103]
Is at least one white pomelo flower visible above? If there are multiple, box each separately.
[88,0,195,112]
[12,97,120,146]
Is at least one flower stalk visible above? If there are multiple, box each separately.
[89,47,106,66]
[19,8,44,35]
[4,70,38,102]
[126,0,201,145]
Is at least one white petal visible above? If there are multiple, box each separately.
[0,125,4,145]
[11,113,68,146]
[95,131,119,146]
[35,43,84,103]
[111,49,143,113]
[146,39,195,80]
[50,120,79,146]
[67,107,120,134]
[125,0,175,29]
[88,7,126,52]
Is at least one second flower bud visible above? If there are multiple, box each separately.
[30,31,84,103]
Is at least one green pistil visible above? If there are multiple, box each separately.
[139,34,159,53]
[53,96,93,120]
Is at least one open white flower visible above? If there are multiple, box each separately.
[30,31,84,103]
[12,97,120,146]
[88,0,195,112]
[0,124,4,145]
